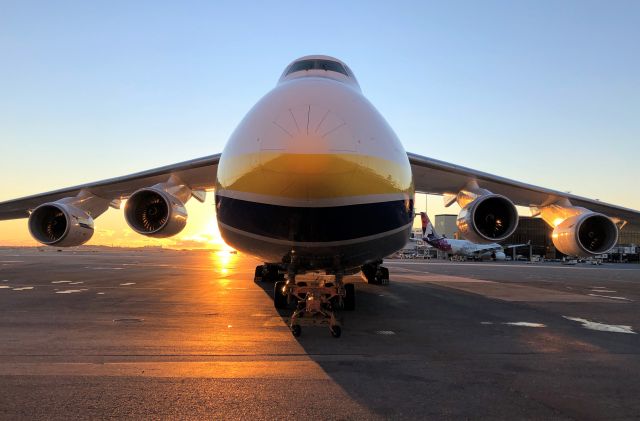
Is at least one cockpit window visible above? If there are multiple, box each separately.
[286,59,349,77]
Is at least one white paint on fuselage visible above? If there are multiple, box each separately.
[218,77,410,205]
[446,238,505,259]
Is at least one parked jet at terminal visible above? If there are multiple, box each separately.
[1,55,638,336]
[416,212,527,261]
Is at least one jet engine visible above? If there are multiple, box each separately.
[124,188,187,238]
[552,212,618,257]
[28,203,94,246]
[456,194,518,243]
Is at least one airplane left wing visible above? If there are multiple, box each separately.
[0,154,220,221]
[408,152,640,228]
[408,152,639,257]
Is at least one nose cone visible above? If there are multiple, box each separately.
[262,104,356,154]
[244,105,365,204]
[217,82,414,208]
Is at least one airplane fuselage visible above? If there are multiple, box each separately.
[215,64,415,272]
[426,237,505,259]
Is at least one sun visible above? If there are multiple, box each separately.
[204,217,235,251]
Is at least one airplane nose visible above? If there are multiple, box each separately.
[261,105,356,153]
[217,104,412,206]
[247,104,363,203]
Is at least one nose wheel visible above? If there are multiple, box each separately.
[276,274,352,338]
[289,322,342,338]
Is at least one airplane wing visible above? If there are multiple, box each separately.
[469,246,500,255]
[408,152,640,228]
[0,154,220,220]
[503,242,530,249]
[470,242,529,255]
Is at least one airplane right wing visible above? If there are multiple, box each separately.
[0,154,220,247]
[0,154,220,221]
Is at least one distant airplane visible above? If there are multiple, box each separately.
[416,213,528,261]
[1,55,639,337]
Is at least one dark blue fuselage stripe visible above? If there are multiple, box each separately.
[215,195,413,243]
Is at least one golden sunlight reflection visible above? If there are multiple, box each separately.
[210,249,239,277]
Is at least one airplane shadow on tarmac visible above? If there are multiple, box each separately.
[254,272,640,419]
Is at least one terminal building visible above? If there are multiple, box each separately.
[433,214,458,239]
[433,214,639,261]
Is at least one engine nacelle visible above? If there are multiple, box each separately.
[552,212,618,257]
[124,188,187,238]
[456,194,518,243]
[28,203,94,247]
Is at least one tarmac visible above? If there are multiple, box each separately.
[0,248,639,420]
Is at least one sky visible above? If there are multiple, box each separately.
[0,0,638,248]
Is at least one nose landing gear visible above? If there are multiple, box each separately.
[274,274,354,338]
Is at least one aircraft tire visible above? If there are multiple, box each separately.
[273,281,288,309]
[380,267,390,286]
[330,325,342,338]
[253,265,263,282]
[264,265,281,282]
[343,283,355,311]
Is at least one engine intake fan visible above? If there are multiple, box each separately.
[28,203,94,246]
[124,188,187,238]
[457,194,518,243]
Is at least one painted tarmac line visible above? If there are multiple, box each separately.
[588,294,632,301]
[482,322,546,328]
[563,316,636,334]
[56,289,89,294]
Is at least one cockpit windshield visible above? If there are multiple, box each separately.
[285,59,349,77]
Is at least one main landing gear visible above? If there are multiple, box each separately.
[274,273,355,338]
[361,261,390,285]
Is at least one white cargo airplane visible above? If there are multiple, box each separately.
[416,212,527,261]
[1,55,638,336]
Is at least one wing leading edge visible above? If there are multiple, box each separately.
[0,154,220,221]
[408,152,640,228]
